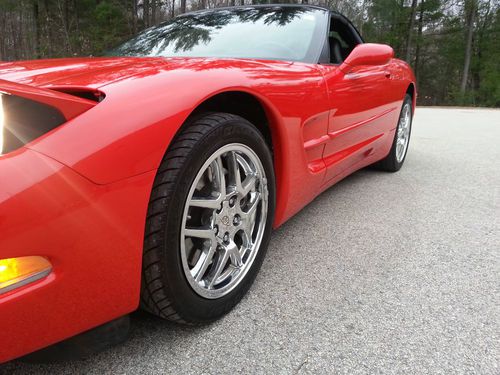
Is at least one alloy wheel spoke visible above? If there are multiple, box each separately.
[214,156,226,197]
[240,227,253,255]
[227,151,242,191]
[227,240,243,268]
[192,244,216,282]
[190,197,221,209]
[240,174,257,196]
[185,227,215,239]
[208,247,230,287]
[238,194,261,243]
[242,193,261,219]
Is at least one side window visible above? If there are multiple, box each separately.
[328,16,361,64]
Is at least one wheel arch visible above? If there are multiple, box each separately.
[179,89,289,228]
[190,91,274,151]
[406,82,416,110]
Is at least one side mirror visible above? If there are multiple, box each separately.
[340,43,394,72]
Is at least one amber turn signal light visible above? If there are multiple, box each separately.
[0,256,52,295]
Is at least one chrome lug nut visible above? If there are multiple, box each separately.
[233,215,241,226]
[223,233,230,244]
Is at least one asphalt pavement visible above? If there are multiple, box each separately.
[2,107,499,374]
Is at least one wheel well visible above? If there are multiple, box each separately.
[406,83,415,100]
[190,91,273,151]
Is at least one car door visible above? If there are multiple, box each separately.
[318,13,396,182]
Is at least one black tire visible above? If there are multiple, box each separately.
[140,112,276,324]
[375,94,413,172]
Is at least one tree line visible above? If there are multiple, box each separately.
[0,0,499,107]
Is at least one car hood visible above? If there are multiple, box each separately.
[0,57,176,89]
[0,56,300,91]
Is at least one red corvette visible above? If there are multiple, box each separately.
[0,5,415,362]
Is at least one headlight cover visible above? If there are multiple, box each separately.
[0,92,66,156]
[0,80,97,156]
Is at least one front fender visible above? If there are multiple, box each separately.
[0,148,154,362]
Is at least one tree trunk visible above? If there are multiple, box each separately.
[33,0,41,58]
[460,0,476,94]
[143,0,150,28]
[43,0,53,57]
[474,0,493,93]
[151,0,157,25]
[405,0,418,62]
[414,0,424,82]
[60,0,72,55]
[181,0,187,13]
[132,0,138,33]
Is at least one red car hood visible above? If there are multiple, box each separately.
[0,56,307,91]
[0,57,170,89]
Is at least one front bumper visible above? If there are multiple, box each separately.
[0,148,154,363]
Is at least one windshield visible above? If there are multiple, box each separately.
[107,7,327,63]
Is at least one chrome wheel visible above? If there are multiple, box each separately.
[180,143,268,299]
[396,102,412,163]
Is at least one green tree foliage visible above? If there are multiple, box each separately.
[363,0,409,56]
[476,5,500,106]
[0,0,499,107]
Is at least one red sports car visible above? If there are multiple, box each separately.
[0,5,415,362]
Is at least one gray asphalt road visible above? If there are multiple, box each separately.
[2,108,499,374]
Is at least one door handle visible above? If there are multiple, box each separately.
[385,71,391,78]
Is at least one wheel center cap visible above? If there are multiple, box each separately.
[221,215,230,226]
